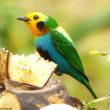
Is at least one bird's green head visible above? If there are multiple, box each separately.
[17,12,58,38]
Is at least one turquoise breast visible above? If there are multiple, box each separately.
[34,32,76,74]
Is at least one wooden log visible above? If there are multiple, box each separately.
[0,79,81,110]
[0,48,57,89]
[0,48,9,89]
[0,48,83,110]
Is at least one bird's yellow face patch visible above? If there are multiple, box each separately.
[25,12,48,38]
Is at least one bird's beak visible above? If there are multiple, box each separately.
[17,16,30,22]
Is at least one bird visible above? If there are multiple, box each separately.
[17,12,97,98]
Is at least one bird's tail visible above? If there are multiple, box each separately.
[84,82,97,99]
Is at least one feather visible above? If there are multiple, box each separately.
[50,26,88,81]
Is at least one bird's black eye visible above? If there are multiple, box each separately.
[33,15,39,20]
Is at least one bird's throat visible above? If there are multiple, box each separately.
[27,24,48,38]
[34,32,50,47]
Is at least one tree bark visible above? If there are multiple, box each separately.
[0,48,83,110]
[0,79,83,110]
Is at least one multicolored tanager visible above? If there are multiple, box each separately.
[17,12,97,98]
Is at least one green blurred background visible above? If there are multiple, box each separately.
[0,0,110,109]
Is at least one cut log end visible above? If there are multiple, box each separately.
[0,48,83,110]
